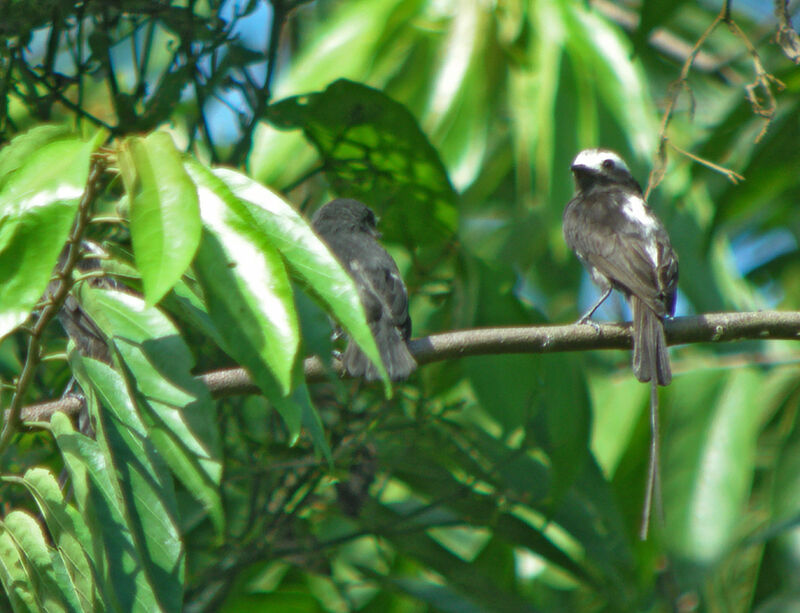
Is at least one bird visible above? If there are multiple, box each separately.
[563,148,678,539]
[312,198,416,382]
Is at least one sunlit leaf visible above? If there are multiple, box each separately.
[664,368,765,566]
[5,468,99,611]
[0,128,101,338]
[2,510,74,613]
[185,161,306,438]
[212,167,389,390]
[118,132,202,305]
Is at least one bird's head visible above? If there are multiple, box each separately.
[312,198,380,238]
[570,148,642,195]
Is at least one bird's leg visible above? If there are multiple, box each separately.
[576,287,612,331]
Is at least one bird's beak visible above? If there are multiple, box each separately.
[570,163,589,173]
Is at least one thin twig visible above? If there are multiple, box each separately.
[15,61,115,131]
[645,8,725,199]
[646,2,788,196]
[667,141,744,184]
[0,156,107,453]
[725,17,786,141]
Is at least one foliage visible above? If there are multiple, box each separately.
[0,0,799,612]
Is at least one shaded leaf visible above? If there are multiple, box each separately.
[267,79,458,250]
[49,412,162,613]
[80,357,184,612]
[74,286,224,534]
[0,519,39,612]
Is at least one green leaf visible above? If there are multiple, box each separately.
[118,132,201,305]
[267,79,458,250]
[296,377,332,464]
[5,468,99,612]
[564,5,656,158]
[357,565,486,613]
[2,510,73,613]
[0,520,39,612]
[212,167,389,390]
[590,376,650,477]
[363,503,539,612]
[634,0,692,54]
[185,161,304,435]
[664,368,765,566]
[0,125,73,188]
[73,286,224,534]
[49,412,162,613]
[80,357,184,612]
[0,129,99,338]
[532,353,592,507]
[250,0,418,186]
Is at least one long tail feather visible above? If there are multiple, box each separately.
[640,378,663,539]
[631,296,669,539]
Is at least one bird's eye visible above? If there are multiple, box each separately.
[602,159,615,170]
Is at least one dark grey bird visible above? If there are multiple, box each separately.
[563,148,678,538]
[312,198,416,382]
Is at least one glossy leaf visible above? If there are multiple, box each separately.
[49,412,162,613]
[75,286,224,532]
[2,510,74,613]
[0,128,100,338]
[664,368,765,566]
[251,0,418,187]
[186,161,303,433]
[81,357,184,612]
[5,468,98,612]
[212,166,388,388]
[118,132,202,305]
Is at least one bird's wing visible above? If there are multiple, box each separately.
[565,196,677,316]
[349,258,411,339]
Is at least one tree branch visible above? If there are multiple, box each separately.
[14,310,800,424]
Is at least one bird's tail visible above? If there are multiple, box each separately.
[631,296,671,386]
[631,295,669,539]
[640,377,662,540]
[344,322,416,382]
